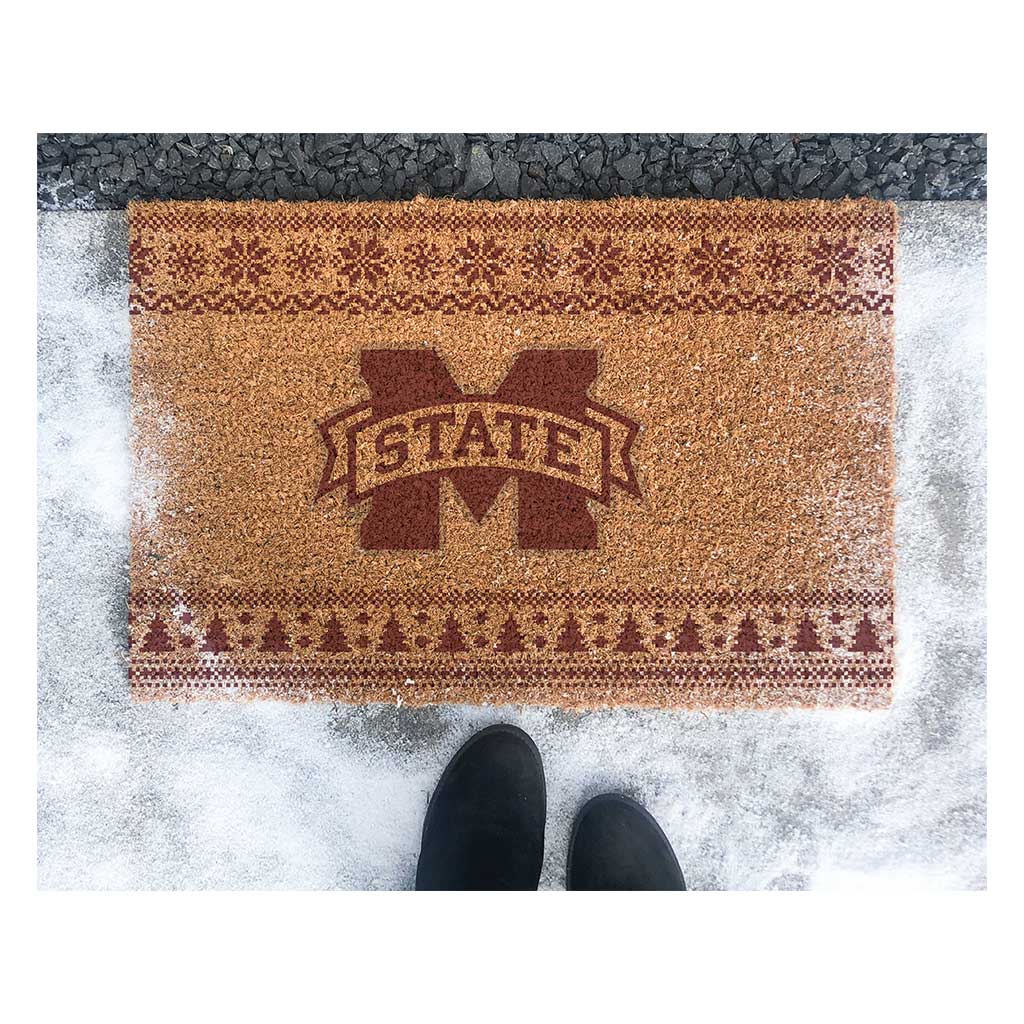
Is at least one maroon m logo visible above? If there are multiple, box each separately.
[316,349,640,550]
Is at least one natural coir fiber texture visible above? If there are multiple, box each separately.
[128,198,896,709]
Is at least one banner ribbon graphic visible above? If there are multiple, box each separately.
[319,397,639,504]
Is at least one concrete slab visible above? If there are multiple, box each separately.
[37,203,986,889]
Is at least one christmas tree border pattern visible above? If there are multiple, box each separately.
[378,612,410,653]
[495,613,526,653]
[850,613,882,653]
[140,613,174,653]
[318,614,351,653]
[614,613,646,653]
[792,614,824,653]
[260,612,292,653]
[672,614,703,654]
[732,615,764,653]
[200,613,232,654]
[555,612,587,653]
[436,612,468,653]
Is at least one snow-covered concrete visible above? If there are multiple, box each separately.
[37,204,986,889]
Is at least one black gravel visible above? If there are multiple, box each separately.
[37,133,986,209]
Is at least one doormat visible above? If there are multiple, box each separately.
[128,198,896,709]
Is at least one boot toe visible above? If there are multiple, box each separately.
[416,725,545,890]
[568,793,685,891]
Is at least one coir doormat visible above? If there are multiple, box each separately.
[129,198,896,709]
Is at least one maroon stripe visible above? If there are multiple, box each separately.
[130,288,893,318]
[128,663,893,684]
[129,587,893,608]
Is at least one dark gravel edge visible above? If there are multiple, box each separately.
[38,133,986,209]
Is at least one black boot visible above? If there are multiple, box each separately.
[567,793,686,891]
[416,724,546,890]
